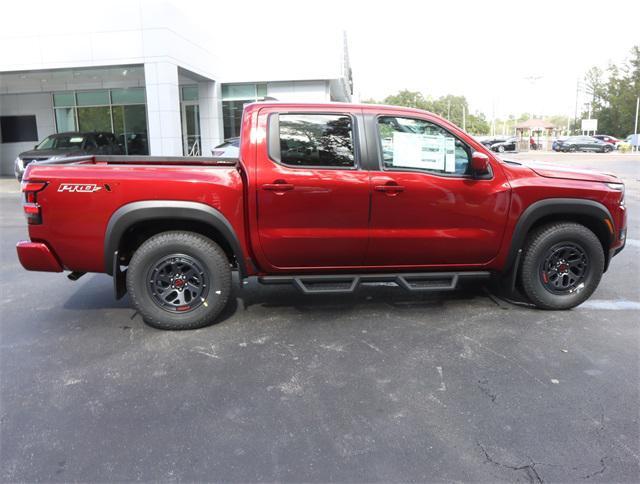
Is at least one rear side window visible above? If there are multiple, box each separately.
[274,114,355,168]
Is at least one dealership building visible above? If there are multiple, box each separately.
[0,2,353,175]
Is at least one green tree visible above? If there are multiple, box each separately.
[582,45,640,137]
[365,90,491,134]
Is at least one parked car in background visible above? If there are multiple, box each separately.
[555,136,615,153]
[552,136,569,151]
[593,135,620,145]
[489,137,517,153]
[624,134,639,148]
[211,137,240,157]
[14,132,122,180]
[479,137,505,148]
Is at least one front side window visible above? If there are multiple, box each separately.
[378,116,470,175]
[278,114,355,167]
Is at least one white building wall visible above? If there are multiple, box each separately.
[266,81,330,102]
[198,82,224,155]
[0,93,55,175]
[144,62,182,156]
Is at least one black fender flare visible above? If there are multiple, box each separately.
[104,200,247,278]
[504,197,614,275]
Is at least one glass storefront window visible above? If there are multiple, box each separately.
[181,86,199,101]
[221,83,269,138]
[77,106,112,132]
[76,90,110,106]
[51,88,149,154]
[53,92,76,107]
[111,88,145,105]
[112,104,148,155]
[222,84,257,100]
[222,100,247,139]
[54,107,77,132]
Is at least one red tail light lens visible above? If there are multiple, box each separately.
[21,181,47,224]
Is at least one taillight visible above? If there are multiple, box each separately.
[21,181,47,224]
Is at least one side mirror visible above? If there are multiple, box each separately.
[470,151,490,176]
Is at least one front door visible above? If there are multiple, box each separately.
[366,114,511,267]
[255,109,370,270]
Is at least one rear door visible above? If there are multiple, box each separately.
[364,112,510,267]
[254,107,370,270]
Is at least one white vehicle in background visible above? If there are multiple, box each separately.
[211,137,240,158]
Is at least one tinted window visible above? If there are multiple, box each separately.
[278,114,355,167]
[0,115,38,142]
[377,116,470,175]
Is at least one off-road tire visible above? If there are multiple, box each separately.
[127,231,231,330]
[520,223,604,310]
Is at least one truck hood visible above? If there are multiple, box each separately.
[510,159,620,183]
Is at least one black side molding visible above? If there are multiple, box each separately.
[504,197,614,274]
[103,200,247,278]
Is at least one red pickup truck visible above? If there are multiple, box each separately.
[17,102,627,330]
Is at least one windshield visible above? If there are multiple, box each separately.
[36,135,85,150]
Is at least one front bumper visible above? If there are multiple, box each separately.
[16,241,63,272]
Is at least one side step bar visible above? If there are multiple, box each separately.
[258,272,490,295]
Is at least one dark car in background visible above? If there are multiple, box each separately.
[555,136,615,153]
[552,136,568,151]
[14,132,122,180]
[488,137,517,153]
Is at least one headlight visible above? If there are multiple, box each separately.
[607,182,625,205]
[14,157,23,170]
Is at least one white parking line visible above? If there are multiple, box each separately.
[580,300,640,310]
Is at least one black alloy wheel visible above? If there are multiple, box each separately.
[539,242,589,295]
[148,254,209,312]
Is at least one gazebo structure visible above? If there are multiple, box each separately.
[514,119,558,151]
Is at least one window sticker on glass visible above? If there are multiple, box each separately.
[69,137,84,143]
[392,132,456,172]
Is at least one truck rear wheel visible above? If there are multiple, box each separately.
[126,231,231,330]
[520,222,604,310]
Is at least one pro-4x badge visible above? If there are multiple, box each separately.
[58,183,103,193]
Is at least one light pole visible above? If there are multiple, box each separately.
[524,75,543,120]
[634,96,639,152]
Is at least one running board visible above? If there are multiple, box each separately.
[258,272,490,295]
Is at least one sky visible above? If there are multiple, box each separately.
[4,0,639,120]
[200,0,639,119]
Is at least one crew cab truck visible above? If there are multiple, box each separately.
[17,102,627,330]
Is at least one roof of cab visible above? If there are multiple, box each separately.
[242,101,439,118]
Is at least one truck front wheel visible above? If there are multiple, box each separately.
[520,223,604,309]
[126,231,231,330]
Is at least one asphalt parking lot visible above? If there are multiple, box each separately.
[1,153,639,482]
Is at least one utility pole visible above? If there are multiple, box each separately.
[574,79,580,135]
[634,96,639,152]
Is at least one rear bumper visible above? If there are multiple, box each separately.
[16,241,63,272]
